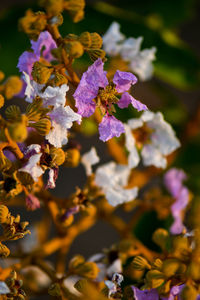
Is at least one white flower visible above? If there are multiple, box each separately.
[95,162,138,206]
[0,281,10,295]
[107,259,122,277]
[81,147,100,176]
[105,272,123,298]
[19,145,44,181]
[39,84,69,107]
[46,121,68,148]
[125,111,180,169]
[103,22,125,56]
[23,72,44,103]
[46,105,81,148]
[103,22,156,81]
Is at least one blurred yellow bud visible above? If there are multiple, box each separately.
[132,256,151,271]
[5,105,21,122]
[64,148,80,167]
[32,62,53,84]
[152,228,169,251]
[48,283,61,296]
[64,41,84,58]
[90,33,103,49]
[180,285,198,300]
[146,270,165,288]
[4,76,23,99]
[0,205,10,224]
[79,32,92,48]
[0,94,4,108]
[0,242,10,258]
[30,118,51,135]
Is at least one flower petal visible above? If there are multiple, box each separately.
[113,70,137,93]
[31,31,57,61]
[99,115,125,142]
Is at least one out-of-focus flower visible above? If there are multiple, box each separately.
[132,287,159,300]
[46,168,58,189]
[25,194,41,210]
[161,284,184,300]
[105,273,123,298]
[18,31,57,76]
[73,58,147,141]
[124,111,180,169]
[95,162,138,206]
[103,22,156,81]
[0,281,10,295]
[81,147,100,176]
[164,168,189,234]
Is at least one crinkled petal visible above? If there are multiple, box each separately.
[81,147,100,176]
[164,168,187,198]
[46,168,58,189]
[105,185,138,206]
[132,287,159,300]
[107,259,122,277]
[19,153,44,181]
[31,31,57,61]
[73,58,108,117]
[99,115,125,142]
[120,37,143,61]
[17,51,39,76]
[103,22,125,56]
[49,105,82,129]
[23,72,44,103]
[118,92,147,111]
[113,70,137,93]
[46,121,68,148]
[26,194,40,210]
[39,84,69,107]
[124,124,140,168]
[0,282,10,295]
[141,144,167,169]
[147,112,180,156]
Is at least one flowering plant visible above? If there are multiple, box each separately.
[0,1,200,300]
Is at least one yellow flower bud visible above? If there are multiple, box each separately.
[48,73,68,86]
[64,41,84,58]
[0,242,10,258]
[74,278,88,293]
[26,99,43,122]
[0,205,9,224]
[161,258,181,278]
[64,148,80,167]
[152,258,163,270]
[152,228,169,250]
[4,76,23,99]
[0,94,4,108]
[39,0,64,16]
[87,49,106,62]
[50,147,65,166]
[16,171,34,186]
[187,261,200,280]
[146,270,165,288]
[48,283,61,296]
[32,62,53,84]
[180,285,198,300]
[69,255,85,270]
[0,71,5,82]
[79,32,92,48]
[8,122,28,143]
[30,118,51,135]
[90,33,103,49]
[64,0,85,23]
[131,256,151,271]
[5,105,21,122]
[76,262,99,279]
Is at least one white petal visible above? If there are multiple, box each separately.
[107,259,122,277]
[112,273,124,285]
[49,105,81,129]
[25,144,41,155]
[141,144,167,169]
[124,124,140,168]
[105,186,138,206]
[19,153,44,181]
[81,147,100,176]
[121,37,143,61]
[39,84,69,107]
[0,282,10,295]
[23,72,44,103]
[63,276,81,296]
[103,22,125,56]
[147,112,180,155]
[46,121,68,148]
[127,118,143,130]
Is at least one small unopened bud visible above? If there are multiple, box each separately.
[48,72,68,86]
[0,242,10,258]
[152,228,169,250]
[187,261,200,280]
[0,205,9,224]
[65,0,85,23]
[74,278,88,293]
[132,256,151,270]
[0,94,4,108]
[4,76,23,99]
[0,71,5,82]
[30,118,51,135]
[88,49,106,62]
[26,99,43,122]
[8,121,28,143]
[76,262,99,279]
[79,32,92,48]
[5,105,21,122]
[39,0,64,16]
[152,259,163,270]
[64,148,80,167]
[48,283,61,296]
[32,62,53,84]
[180,285,198,300]
[161,258,181,278]
[50,148,65,166]
[64,41,84,58]
[146,270,165,288]
[90,33,102,49]
[69,255,85,271]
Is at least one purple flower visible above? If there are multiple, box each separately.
[26,194,40,211]
[99,115,125,142]
[161,285,184,300]
[132,287,159,300]
[164,168,189,234]
[30,31,57,61]
[17,51,38,77]
[113,70,137,93]
[73,58,147,142]
[17,31,57,76]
